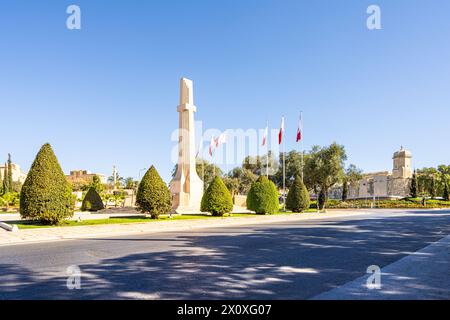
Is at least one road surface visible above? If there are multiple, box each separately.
[1,209,449,299]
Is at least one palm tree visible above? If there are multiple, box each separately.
[108,172,124,189]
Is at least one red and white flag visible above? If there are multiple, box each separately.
[296,114,302,143]
[215,132,227,147]
[209,135,215,156]
[262,125,268,146]
[278,117,284,145]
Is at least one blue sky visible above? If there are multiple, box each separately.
[1,0,449,182]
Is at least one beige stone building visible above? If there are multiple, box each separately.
[66,170,107,185]
[330,147,413,200]
[0,163,27,184]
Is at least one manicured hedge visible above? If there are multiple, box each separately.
[81,187,105,212]
[20,143,73,225]
[286,175,310,213]
[136,166,172,219]
[247,176,279,214]
[321,198,450,209]
[201,176,233,216]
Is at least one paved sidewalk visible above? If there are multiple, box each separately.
[313,234,450,300]
[0,210,373,246]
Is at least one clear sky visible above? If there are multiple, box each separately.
[1,0,449,182]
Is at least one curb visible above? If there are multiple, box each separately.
[0,221,18,232]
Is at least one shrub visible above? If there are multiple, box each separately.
[1,192,20,208]
[322,198,450,209]
[20,143,73,225]
[81,187,105,212]
[286,175,310,212]
[246,176,279,214]
[136,166,172,219]
[201,176,233,216]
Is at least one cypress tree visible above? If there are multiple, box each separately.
[410,170,418,198]
[342,180,348,201]
[3,164,8,194]
[444,183,450,202]
[81,187,105,212]
[286,175,310,213]
[7,153,13,192]
[318,188,327,210]
[247,176,279,215]
[201,176,233,216]
[20,143,74,224]
[136,166,172,219]
[430,177,436,199]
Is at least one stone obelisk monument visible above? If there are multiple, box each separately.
[170,78,204,213]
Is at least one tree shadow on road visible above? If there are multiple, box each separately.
[1,210,449,300]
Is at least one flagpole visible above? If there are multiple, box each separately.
[202,157,205,183]
[266,120,269,178]
[225,148,228,178]
[300,111,304,183]
[201,141,205,185]
[282,116,286,212]
[211,136,215,178]
[198,136,205,185]
[213,151,216,177]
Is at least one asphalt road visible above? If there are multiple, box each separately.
[1,209,450,300]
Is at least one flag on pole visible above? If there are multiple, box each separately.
[196,135,203,158]
[278,116,284,145]
[296,114,302,143]
[209,135,215,157]
[215,132,227,147]
[262,125,268,146]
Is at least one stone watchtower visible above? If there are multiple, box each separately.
[392,146,413,179]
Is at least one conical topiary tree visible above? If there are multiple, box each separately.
[246,176,279,215]
[201,176,233,216]
[136,166,172,219]
[20,143,73,224]
[81,187,105,212]
[286,175,310,213]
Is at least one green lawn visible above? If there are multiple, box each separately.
[0,210,18,214]
[8,211,312,230]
